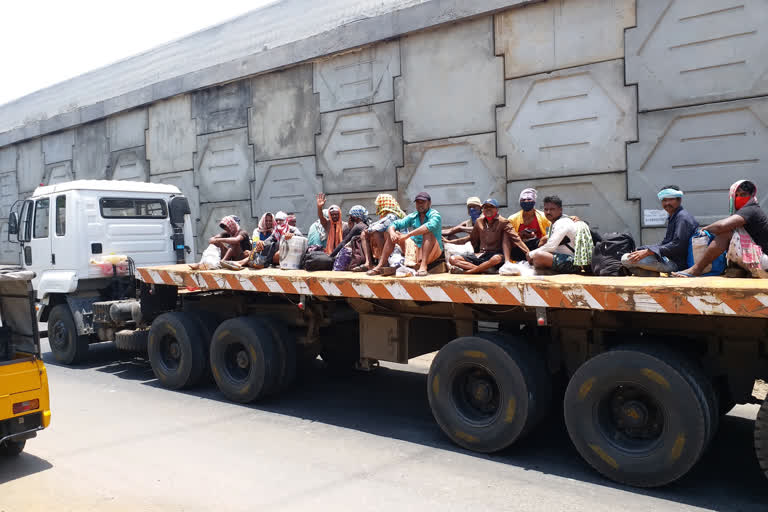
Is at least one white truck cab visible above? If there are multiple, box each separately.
[7,180,195,364]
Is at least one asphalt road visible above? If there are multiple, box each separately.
[1,340,766,512]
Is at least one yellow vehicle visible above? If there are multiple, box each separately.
[0,267,50,457]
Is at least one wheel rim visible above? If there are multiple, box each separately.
[50,320,70,352]
[224,342,251,383]
[158,334,181,372]
[597,384,665,452]
[450,364,501,426]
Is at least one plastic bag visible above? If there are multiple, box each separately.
[396,266,417,278]
[444,242,474,269]
[333,246,352,271]
[499,261,535,277]
[199,244,222,270]
[404,238,419,268]
[388,246,405,268]
[688,230,726,276]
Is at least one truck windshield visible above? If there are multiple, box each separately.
[100,198,168,219]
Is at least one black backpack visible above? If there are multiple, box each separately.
[591,232,636,276]
[303,250,334,271]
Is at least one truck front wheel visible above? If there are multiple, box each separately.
[47,304,89,365]
[427,334,551,453]
[0,439,25,456]
[756,398,768,481]
[564,345,715,488]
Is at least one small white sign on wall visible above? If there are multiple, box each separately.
[644,209,668,227]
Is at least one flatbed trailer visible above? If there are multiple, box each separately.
[134,264,768,488]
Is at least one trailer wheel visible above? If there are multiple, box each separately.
[148,312,207,390]
[756,398,768,481]
[209,317,280,403]
[427,334,552,453]
[0,439,25,456]
[564,345,714,488]
[47,304,89,365]
[114,329,149,353]
[259,319,297,391]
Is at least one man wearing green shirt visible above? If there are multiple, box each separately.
[367,192,443,277]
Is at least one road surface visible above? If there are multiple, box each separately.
[1,340,766,512]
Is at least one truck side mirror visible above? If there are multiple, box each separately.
[169,196,190,226]
[7,212,18,237]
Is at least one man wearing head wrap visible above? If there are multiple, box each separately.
[190,215,252,269]
[449,199,530,274]
[368,192,443,277]
[307,209,329,249]
[353,194,406,272]
[317,193,349,255]
[442,197,483,244]
[508,188,551,251]
[256,212,275,241]
[622,186,698,275]
[327,205,369,260]
[674,180,768,277]
[246,211,303,268]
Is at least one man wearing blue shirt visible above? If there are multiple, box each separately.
[622,185,699,274]
[367,192,443,277]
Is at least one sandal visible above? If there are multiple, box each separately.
[449,267,464,275]
[220,261,243,271]
[352,264,371,273]
[415,270,429,277]
[366,268,384,276]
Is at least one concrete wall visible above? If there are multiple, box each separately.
[1,0,767,263]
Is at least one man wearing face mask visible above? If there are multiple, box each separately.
[508,188,551,251]
[449,199,529,274]
[442,197,483,244]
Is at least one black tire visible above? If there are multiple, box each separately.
[427,334,552,453]
[756,398,768,481]
[320,321,360,374]
[209,317,280,403]
[114,329,149,353]
[148,312,207,390]
[47,304,89,365]
[258,318,297,392]
[0,439,25,456]
[564,345,714,488]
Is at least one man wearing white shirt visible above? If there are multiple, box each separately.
[527,195,578,274]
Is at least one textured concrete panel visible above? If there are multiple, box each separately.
[73,121,109,180]
[147,96,196,175]
[251,69,315,160]
[18,139,44,193]
[45,161,73,186]
[317,102,402,194]
[42,130,74,164]
[0,172,19,218]
[641,228,666,248]
[192,81,250,135]
[153,170,200,226]
[252,157,322,233]
[109,148,149,182]
[499,60,637,180]
[194,128,253,203]
[495,0,635,79]
[107,109,148,152]
[626,0,768,111]
[0,146,16,174]
[314,40,401,112]
[199,201,255,243]
[250,65,318,162]
[628,98,768,227]
[325,190,402,223]
[395,16,503,142]
[0,223,20,265]
[507,173,640,240]
[398,133,505,227]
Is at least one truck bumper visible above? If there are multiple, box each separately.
[0,411,44,444]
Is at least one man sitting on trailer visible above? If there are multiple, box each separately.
[508,188,551,251]
[526,196,578,274]
[674,179,768,278]
[622,186,698,275]
[449,199,529,274]
[316,193,349,256]
[367,191,443,277]
[442,196,483,245]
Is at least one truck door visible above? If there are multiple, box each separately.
[19,198,51,272]
[49,194,74,272]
